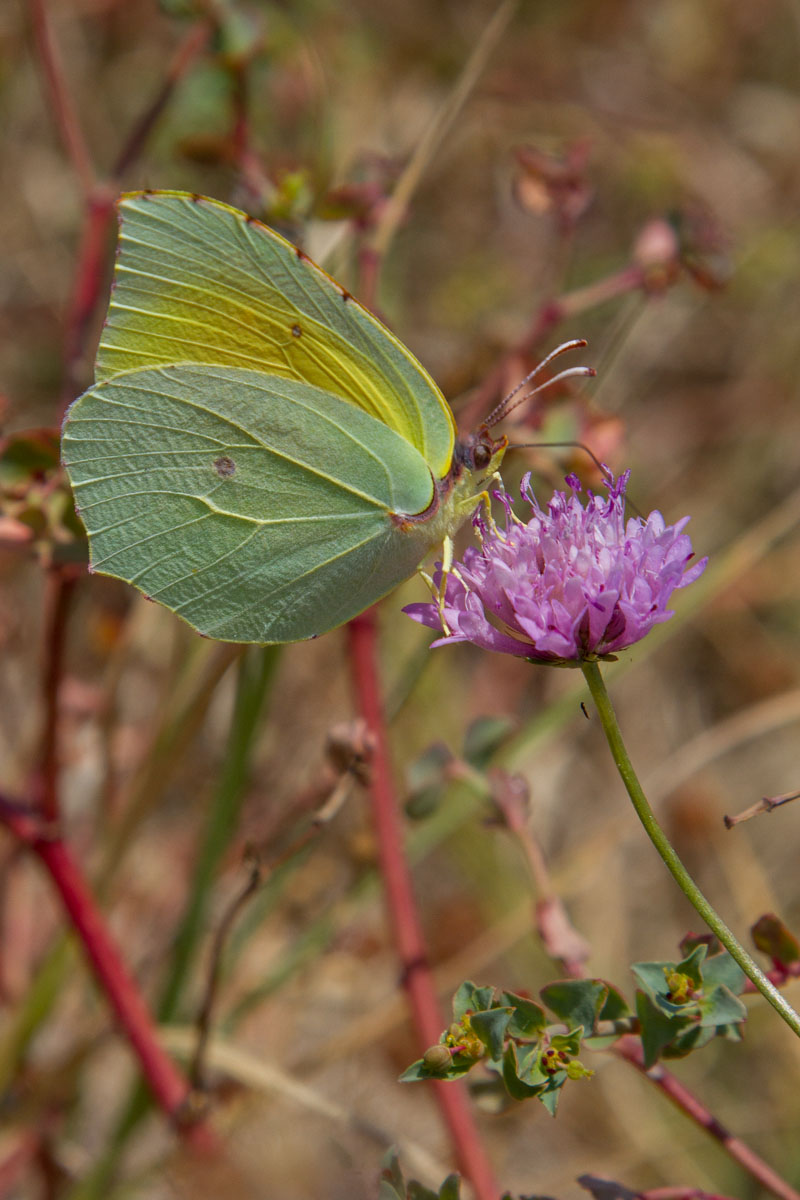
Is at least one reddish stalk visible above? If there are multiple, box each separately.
[111,20,211,180]
[614,1036,800,1200]
[348,611,499,1200]
[639,1190,735,1200]
[35,569,76,822]
[0,1124,51,1200]
[0,793,217,1153]
[495,801,800,1200]
[59,186,117,410]
[29,0,94,194]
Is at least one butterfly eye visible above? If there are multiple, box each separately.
[471,442,493,470]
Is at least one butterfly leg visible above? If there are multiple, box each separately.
[417,534,455,636]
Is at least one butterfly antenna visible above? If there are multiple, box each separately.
[506,439,646,520]
[485,339,593,429]
[507,439,610,480]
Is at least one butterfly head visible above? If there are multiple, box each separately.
[454,426,508,480]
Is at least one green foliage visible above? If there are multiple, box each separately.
[400,980,599,1113]
[403,948,749,1102]
[0,429,84,564]
[751,914,800,970]
[632,944,746,1067]
[379,1149,461,1200]
[378,1149,547,1200]
[462,716,517,769]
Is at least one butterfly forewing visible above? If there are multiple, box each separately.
[97,192,455,479]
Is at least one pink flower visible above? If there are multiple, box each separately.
[405,472,707,663]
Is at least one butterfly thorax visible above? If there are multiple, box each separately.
[391,427,507,549]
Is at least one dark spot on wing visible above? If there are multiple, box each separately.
[213,455,236,478]
[291,323,302,338]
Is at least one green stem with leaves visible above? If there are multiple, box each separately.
[580,658,800,1040]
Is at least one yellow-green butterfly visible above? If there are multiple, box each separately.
[61,192,581,644]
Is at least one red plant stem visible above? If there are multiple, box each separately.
[29,0,94,194]
[640,1190,735,1200]
[0,794,217,1153]
[60,186,117,412]
[36,569,76,822]
[497,805,799,1200]
[111,20,211,180]
[613,1035,800,1200]
[0,1126,43,1199]
[348,611,499,1200]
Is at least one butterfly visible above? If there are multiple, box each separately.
[61,191,583,644]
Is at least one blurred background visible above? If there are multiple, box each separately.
[2,0,800,1197]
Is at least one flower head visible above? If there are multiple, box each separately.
[405,471,706,663]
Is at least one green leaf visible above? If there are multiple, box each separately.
[453,982,495,1021]
[437,1176,462,1200]
[538,1077,566,1117]
[630,960,671,999]
[501,991,548,1038]
[661,1023,715,1059]
[513,1043,549,1088]
[700,950,745,994]
[462,716,516,767]
[407,743,452,792]
[585,982,632,1049]
[698,984,747,1028]
[550,1027,584,1056]
[469,1007,514,1060]
[502,1043,545,1101]
[405,744,452,819]
[635,991,692,1068]
[407,1185,439,1200]
[631,960,694,1014]
[379,1149,406,1200]
[676,943,707,986]
[751,914,800,967]
[0,428,61,488]
[399,1055,474,1083]
[399,1058,431,1082]
[597,983,631,1022]
[577,1173,638,1200]
[540,979,608,1031]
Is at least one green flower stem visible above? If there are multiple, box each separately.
[581,659,800,1040]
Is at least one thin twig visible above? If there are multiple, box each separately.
[348,610,500,1200]
[35,569,76,823]
[190,774,353,1089]
[614,1036,800,1200]
[112,20,212,179]
[638,1190,736,1200]
[582,659,800,1040]
[493,771,800,1200]
[29,0,94,193]
[0,792,217,1151]
[724,789,800,829]
[369,0,519,262]
[191,853,262,1091]
[487,768,591,975]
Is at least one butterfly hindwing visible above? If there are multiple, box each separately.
[62,363,439,643]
